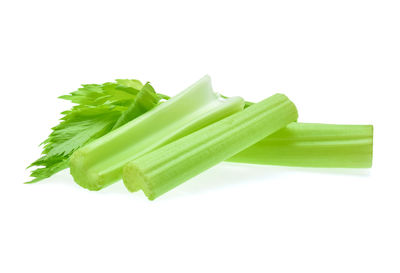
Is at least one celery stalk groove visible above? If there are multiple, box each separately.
[228,122,373,168]
[123,93,298,200]
[70,76,244,190]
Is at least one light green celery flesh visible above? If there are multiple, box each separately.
[123,93,298,200]
[69,75,244,190]
[227,122,373,168]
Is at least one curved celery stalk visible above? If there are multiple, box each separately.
[123,93,298,200]
[227,122,373,168]
[70,76,244,190]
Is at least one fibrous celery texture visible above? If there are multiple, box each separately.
[123,93,298,200]
[228,122,373,168]
[69,76,244,190]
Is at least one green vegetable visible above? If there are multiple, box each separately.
[27,79,166,183]
[228,122,373,168]
[28,76,373,189]
[69,76,244,190]
[123,93,298,200]
[112,83,162,130]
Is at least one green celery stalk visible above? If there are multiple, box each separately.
[227,122,373,168]
[70,76,244,190]
[123,93,298,200]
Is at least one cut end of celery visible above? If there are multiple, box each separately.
[69,150,105,191]
[122,93,298,200]
[123,163,155,200]
[69,75,244,191]
[122,163,141,193]
[369,124,374,167]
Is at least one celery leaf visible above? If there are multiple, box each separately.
[27,80,163,183]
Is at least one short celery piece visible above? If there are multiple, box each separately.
[123,93,298,200]
[228,122,373,168]
[70,76,244,190]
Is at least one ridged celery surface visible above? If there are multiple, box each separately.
[123,93,298,200]
[70,76,244,190]
[228,122,373,168]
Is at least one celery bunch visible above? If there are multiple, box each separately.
[27,75,374,200]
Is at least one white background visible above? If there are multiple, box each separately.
[1,0,399,272]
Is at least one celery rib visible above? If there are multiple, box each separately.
[69,76,244,190]
[227,122,373,168]
[123,93,298,200]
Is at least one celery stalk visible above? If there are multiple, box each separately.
[123,93,298,200]
[70,76,244,190]
[228,122,373,168]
